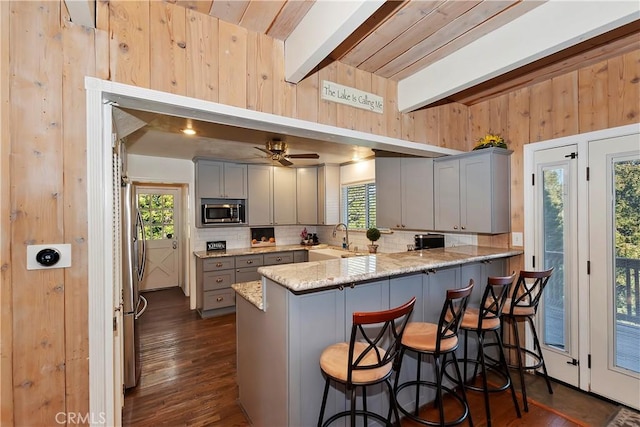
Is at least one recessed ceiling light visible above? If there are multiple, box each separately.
[182,128,196,136]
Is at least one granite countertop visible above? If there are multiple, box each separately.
[258,245,523,293]
[194,244,311,259]
[232,281,263,310]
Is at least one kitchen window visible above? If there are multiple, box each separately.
[342,182,376,229]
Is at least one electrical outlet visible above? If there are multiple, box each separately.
[512,232,523,247]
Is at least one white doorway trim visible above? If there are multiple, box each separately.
[523,122,640,394]
[85,77,461,424]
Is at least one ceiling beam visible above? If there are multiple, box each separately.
[64,0,95,28]
[284,0,384,84]
[397,1,640,113]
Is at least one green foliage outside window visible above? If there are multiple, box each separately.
[342,183,376,230]
[614,160,640,319]
[138,193,175,240]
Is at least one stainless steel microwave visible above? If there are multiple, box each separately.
[202,203,245,224]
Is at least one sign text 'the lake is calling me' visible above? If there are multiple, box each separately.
[321,80,384,114]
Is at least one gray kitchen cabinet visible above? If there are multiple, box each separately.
[293,250,307,263]
[196,257,236,318]
[273,167,297,225]
[235,254,264,283]
[195,159,247,199]
[264,252,294,266]
[434,148,511,234]
[376,157,434,230]
[317,165,340,225]
[247,164,273,225]
[296,167,318,225]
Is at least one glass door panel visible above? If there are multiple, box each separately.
[534,145,579,386]
[612,158,640,373]
[541,166,567,350]
[589,133,640,410]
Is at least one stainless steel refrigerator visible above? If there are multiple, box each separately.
[122,178,148,389]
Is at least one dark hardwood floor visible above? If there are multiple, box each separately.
[123,288,618,426]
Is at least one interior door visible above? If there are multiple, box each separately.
[136,186,182,291]
[533,145,580,386]
[588,133,640,409]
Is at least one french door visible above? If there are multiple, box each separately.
[533,145,580,387]
[588,134,640,409]
[527,125,640,408]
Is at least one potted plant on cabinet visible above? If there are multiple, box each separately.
[366,227,381,253]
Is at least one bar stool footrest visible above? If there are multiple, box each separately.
[395,380,469,427]
[320,409,392,427]
[501,342,545,371]
[443,358,512,393]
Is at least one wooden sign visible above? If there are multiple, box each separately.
[321,80,384,114]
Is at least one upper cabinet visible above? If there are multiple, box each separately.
[273,167,297,225]
[247,165,301,226]
[376,157,434,230]
[247,165,274,226]
[195,159,247,199]
[296,167,318,225]
[433,148,511,234]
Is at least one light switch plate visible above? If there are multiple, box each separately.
[512,232,523,247]
[27,244,72,270]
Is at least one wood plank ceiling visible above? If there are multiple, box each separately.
[169,0,640,107]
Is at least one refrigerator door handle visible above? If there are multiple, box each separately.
[135,295,148,320]
[136,209,147,282]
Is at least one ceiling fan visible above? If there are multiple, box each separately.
[255,139,319,166]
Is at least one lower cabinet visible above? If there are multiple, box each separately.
[196,257,236,318]
[197,250,307,318]
[235,254,264,283]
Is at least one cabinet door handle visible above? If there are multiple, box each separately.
[453,225,458,230]
[216,296,224,302]
[215,262,223,267]
[246,260,253,264]
[461,226,466,230]
[216,278,224,283]
[402,224,406,228]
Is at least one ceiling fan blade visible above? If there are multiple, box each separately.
[286,153,320,159]
[278,157,293,167]
[255,146,274,155]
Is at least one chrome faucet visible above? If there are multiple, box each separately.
[333,223,350,250]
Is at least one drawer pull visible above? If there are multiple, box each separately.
[246,260,253,264]
[215,262,223,267]
[216,297,224,302]
[216,278,224,283]
[276,257,282,262]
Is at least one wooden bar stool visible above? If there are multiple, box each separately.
[453,273,521,426]
[317,297,416,427]
[502,268,554,412]
[393,281,474,427]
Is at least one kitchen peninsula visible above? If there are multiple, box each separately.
[234,245,522,427]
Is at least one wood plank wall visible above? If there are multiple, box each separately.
[0,1,638,425]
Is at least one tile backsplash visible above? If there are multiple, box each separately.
[194,225,477,253]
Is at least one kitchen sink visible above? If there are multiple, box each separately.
[308,248,368,262]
